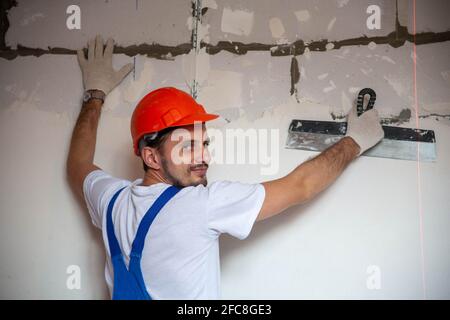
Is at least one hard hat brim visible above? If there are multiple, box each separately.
[169,113,220,127]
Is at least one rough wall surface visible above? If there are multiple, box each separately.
[0,0,449,299]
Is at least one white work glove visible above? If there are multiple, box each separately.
[345,104,384,156]
[77,34,133,95]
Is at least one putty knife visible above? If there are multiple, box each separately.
[285,88,437,162]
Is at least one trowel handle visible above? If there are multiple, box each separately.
[356,88,376,116]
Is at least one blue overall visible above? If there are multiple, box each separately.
[106,185,180,300]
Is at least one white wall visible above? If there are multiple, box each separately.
[0,0,449,299]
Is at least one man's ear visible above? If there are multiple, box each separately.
[141,147,161,170]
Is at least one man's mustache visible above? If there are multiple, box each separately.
[190,163,209,170]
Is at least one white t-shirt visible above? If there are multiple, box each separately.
[83,169,265,299]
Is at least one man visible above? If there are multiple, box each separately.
[67,35,384,299]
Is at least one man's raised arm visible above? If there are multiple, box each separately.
[257,104,385,221]
[66,35,133,200]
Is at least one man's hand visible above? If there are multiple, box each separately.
[77,34,133,95]
[345,104,384,156]
[68,35,133,202]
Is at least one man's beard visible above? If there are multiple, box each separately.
[161,157,207,188]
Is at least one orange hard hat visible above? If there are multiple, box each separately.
[131,87,219,156]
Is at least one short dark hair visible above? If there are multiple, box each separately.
[139,126,181,172]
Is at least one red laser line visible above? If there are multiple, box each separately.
[412,0,427,300]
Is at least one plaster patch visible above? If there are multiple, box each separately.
[323,80,336,93]
[360,68,372,75]
[422,103,450,115]
[294,10,310,22]
[341,91,351,114]
[198,22,211,43]
[300,66,307,80]
[326,43,335,51]
[337,0,349,8]
[203,0,218,10]
[249,77,259,104]
[198,70,243,112]
[304,48,311,60]
[20,13,45,26]
[441,70,450,83]
[276,38,289,45]
[383,75,406,97]
[241,58,255,68]
[381,56,396,64]
[381,109,412,125]
[318,73,329,80]
[3,82,41,112]
[186,16,194,31]
[269,17,285,39]
[368,41,377,50]
[221,7,254,36]
[123,58,153,103]
[182,47,210,91]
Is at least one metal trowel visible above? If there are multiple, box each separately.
[285,88,437,161]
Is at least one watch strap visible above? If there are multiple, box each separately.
[84,90,106,103]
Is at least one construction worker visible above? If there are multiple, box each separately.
[67,35,384,299]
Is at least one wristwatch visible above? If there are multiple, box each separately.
[83,90,106,103]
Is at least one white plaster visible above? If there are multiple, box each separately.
[2,3,450,301]
[182,47,211,92]
[20,12,45,26]
[198,22,211,43]
[368,41,377,50]
[241,58,255,68]
[7,1,192,48]
[349,87,361,94]
[203,0,218,10]
[269,17,285,39]
[318,73,329,80]
[197,69,243,111]
[276,38,289,45]
[341,91,351,115]
[381,56,396,64]
[304,47,311,60]
[323,80,337,93]
[422,102,450,115]
[327,17,337,31]
[337,0,350,8]
[300,66,307,80]
[383,74,406,97]
[123,58,153,104]
[326,43,335,51]
[360,68,372,75]
[221,7,254,36]
[294,10,310,22]
[441,70,450,83]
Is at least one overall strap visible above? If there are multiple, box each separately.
[130,185,181,258]
[105,184,181,300]
[106,186,127,258]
